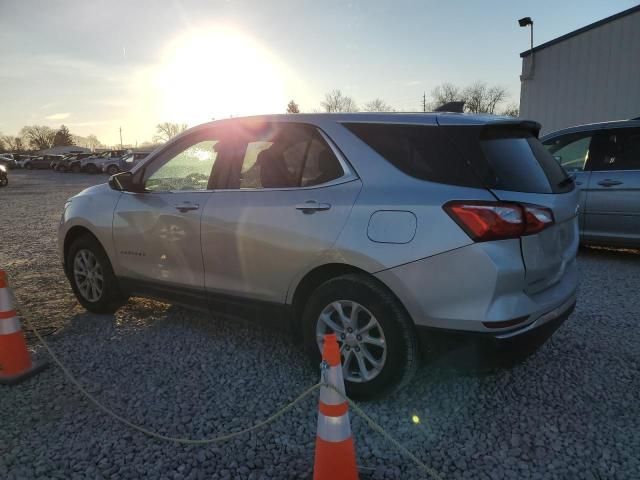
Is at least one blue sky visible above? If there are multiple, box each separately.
[0,0,637,145]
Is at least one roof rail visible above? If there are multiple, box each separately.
[434,101,465,113]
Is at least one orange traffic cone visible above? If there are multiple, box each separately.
[313,333,359,480]
[0,269,47,385]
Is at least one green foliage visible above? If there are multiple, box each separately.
[53,125,75,146]
[286,100,300,114]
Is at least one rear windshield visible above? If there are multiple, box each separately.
[344,122,572,194]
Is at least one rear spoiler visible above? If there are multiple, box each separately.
[434,101,465,113]
[481,120,542,138]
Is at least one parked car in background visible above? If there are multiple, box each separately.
[69,152,106,173]
[0,164,7,187]
[14,154,33,169]
[44,154,63,168]
[57,153,93,172]
[24,155,53,169]
[542,119,640,248]
[73,150,128,173]
[54,154,76,171]
[59,113,579,397]
[0,154,18,169]
[102,151,150,175]
[49,155,66,170]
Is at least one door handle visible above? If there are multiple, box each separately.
[597,179,623,187]
[295,201,331,214]
[174,202,200,212]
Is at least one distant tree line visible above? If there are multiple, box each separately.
[0,124,107,153]
[286,82,519,116]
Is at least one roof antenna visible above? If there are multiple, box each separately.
[434,101,465,113]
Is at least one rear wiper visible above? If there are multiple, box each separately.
[558,175,575,187]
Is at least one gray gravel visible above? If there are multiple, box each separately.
[1,170,640,479]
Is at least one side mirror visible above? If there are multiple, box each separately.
[109,171,139,192]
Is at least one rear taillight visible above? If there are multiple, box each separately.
[444,201,554,242]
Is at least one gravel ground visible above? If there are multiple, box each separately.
[1,169,639,480]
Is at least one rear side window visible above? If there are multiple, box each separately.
[479,134,571,193]
[343,123,483,188]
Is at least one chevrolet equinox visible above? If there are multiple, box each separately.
[59,113,579,397]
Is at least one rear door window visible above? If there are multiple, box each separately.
[343,123,483,188]
[589,128,640,171]
[229,123,344,189]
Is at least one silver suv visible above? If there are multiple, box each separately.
[542,120,640,247]
[59,113,579,397]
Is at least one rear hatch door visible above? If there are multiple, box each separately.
[440,119,580,294]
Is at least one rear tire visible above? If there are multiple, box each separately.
[86,164,97,174]
[66,234,128,314]
[0,176,7,187]
[107,165,120,175]
[25,163,32,170]
[302,274,418,399]
[71,164,81,173]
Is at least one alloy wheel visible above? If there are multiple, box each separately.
[316,300,387,383]
[73,249,104,302]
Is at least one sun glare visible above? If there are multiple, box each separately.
[156,27,287,125]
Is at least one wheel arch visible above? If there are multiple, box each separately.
[63,226,103,270]
[290,262,414,332]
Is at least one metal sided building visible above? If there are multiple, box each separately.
[519,5,640,135]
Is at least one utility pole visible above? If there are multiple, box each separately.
[422,92,427,112]
[119,127,123,149]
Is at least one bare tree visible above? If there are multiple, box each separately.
[321,89,358,113]
[501,103,520,117]
[286,100,300,114]
[363,98,395,112]
[430,81,510,114]
[2,136,26,152]
[431,83,463,108]
[20,125,56,150]
[154,122,188,143]
[462,82,508,114]
[72,134,103,150]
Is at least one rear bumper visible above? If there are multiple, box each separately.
[417,296,575,367]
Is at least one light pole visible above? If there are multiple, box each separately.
[519,17,535,80]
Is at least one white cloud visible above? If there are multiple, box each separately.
[45,112,71,120]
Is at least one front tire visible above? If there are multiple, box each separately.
[106,165,120,175]
[71,164,81,173]
[0,175,7,187]
[66,234,128,313]
[303,274,418,399]
[86,164,98,174]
